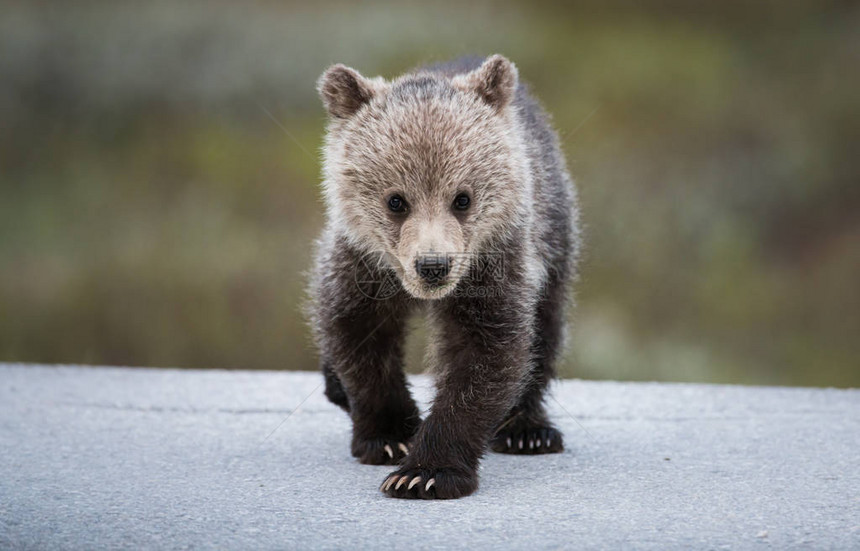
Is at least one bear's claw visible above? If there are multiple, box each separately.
[380,467,473,499]
[491,425,564,455]
[352,438,411,465]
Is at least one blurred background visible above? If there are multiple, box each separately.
[1,1,858,387]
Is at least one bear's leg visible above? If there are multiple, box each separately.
[381,288,534,499]
[315,247,420,466]
[324,304,420,465]
[490,269,567,455]
[322,361,350,412]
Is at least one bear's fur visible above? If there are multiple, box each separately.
[307,55,581,499]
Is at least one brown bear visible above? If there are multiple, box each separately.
[307,55,581,499]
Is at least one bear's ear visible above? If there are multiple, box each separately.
[453,55,519,111]
[317,64,381,119]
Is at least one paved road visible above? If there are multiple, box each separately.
[1,364,858,549]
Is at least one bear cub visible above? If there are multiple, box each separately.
[308,55,580,499]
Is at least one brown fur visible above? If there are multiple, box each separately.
[307,55,581,499]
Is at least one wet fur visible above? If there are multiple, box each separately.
[308,55,580,499]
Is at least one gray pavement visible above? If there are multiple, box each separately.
[0,363,858,550]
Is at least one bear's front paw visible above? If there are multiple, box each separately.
[491,424,564,455]
[380,466,478,500]
[351,437,411,465]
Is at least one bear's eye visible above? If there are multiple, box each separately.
[387,194,407,213]
[453,193,471,211]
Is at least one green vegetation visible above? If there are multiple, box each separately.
[1,1,857,386]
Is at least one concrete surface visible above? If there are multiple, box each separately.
[0,363,858,550]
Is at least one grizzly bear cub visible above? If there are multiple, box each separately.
[308,55,580,499]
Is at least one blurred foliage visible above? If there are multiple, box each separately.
[1,1,858,386]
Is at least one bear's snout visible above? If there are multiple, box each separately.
[415,253,450,285]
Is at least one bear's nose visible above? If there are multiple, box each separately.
[415,253,450,284]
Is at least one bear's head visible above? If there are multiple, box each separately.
[317,55,530,299]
